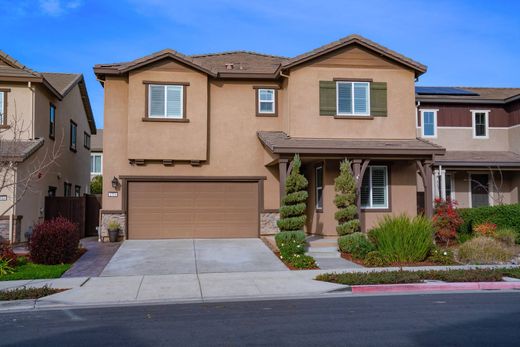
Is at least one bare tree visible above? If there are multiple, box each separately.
[467,167,505,206]
[0,104,63,217]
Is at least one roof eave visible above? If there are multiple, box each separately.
[417,97,506,105]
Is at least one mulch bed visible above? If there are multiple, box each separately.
[0,286,67,301]
[274,252,320,270]
[341,252,439,268]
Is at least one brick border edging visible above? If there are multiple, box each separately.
[351,282,520,294]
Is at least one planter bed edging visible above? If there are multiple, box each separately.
[351,281,520,294]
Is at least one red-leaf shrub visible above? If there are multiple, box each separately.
[0,242,17,266]
[474,222,497,237]
[433,198,463,245]
[29,217,80,265]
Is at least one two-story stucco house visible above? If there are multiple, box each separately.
[93,35,445,240]
[0,51,96,243]
[416,87,520,209]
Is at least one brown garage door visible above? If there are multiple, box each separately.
[127,181,259,239]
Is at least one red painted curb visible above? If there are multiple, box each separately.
[351,282,520,294]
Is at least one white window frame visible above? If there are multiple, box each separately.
[315,165,323,210]
[258,89,275,114]
[361,166,389,209]
[471,110,489,139]
[90,153,103,175]
[148,84,184,119]
[336,81,370,116]
[420,109,438,138]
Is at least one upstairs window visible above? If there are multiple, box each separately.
[84,132,91,149]
[70,120,77,152]
[337,81,370,116]
[91,154,102,175]
[421,109,438,138]
[49,104,56,139]
[360,166,388,209]
[472,110,489,138]
[148,84,184,119]
[258,89,275,114]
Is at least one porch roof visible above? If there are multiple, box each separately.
[257,131,445,157]
[435,151,520,168]
[0,138,44,163]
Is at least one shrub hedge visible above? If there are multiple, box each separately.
[458,204,520,242]
[338,233,374,259]
[29,217,80,265]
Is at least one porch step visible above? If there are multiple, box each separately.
[306,246,339,253]
[306,251,341,259]
[306,236,339,248]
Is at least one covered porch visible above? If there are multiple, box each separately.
[258,131,445,235]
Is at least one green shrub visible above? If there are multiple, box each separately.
[275,230,306,258]
[277,154,308,233]
[456,232,473,244]
[457,236,516,264]
[364,251,388,267]
[334,160,360,236]
[279,203,306,218]
[90,175,102,194]
[338,233,375,259]
[494,228,517,246]
[458,204,520,243]
[419,269,503,282]
[368,215,434,263]
[287,254,317,269]
[427,247,456,265]
[0,259,15,276]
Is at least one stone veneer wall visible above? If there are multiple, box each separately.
[100,211,126,242]
[260,212,280,235]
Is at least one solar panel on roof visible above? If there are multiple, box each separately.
[415,87,480,96]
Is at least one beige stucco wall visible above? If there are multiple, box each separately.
[417,127,510,151]
[286,46,417,139]
[509,125,520,153]
[0,82,92,241]
[306,160,418,236]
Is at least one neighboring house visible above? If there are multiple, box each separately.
[94,34,444,240]
[416,87,520,209]
[90,129,103,180]
[0,51,96,243]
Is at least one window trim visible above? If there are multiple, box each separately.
[471,110,490,139]
[361,165,390,211]
[84,132,91,150]
[256,88,277,116]
[90,153,103,175]
[143,82,189,122]
[315,164,324,212]
[446,172,455,201]
[49,103,56,140]
[69,120,77,152]
[336,81,370,117]
[420,109,438,138]
[0,89,10,128]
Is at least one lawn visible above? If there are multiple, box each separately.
[0,262,71,281]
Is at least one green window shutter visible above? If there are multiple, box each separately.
[319,81,336,116]
[370,82,387,117]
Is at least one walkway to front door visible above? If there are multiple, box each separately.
[100,239,288,276]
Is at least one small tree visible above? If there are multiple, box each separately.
[334,160,360,235]
[90,175,103,194]
[277,154,308,233]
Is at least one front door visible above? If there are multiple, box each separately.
[470,174,489,208]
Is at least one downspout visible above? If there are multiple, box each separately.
[28,81,35,139]
[10,166,17,243]
[279,70,290,136]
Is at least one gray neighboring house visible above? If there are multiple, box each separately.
[90,129,103,181]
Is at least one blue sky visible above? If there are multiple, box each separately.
[1,0,519,128]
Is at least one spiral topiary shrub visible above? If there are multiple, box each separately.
[277,154,308,232]
[334,160,360,236]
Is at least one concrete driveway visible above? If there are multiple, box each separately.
[100,238,288,276]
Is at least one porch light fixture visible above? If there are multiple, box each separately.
[111,176,120,189]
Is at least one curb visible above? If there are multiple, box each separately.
[351,282,520,294]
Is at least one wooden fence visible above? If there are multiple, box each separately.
[44,195,101,238]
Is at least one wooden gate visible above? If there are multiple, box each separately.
[44,195,101,238]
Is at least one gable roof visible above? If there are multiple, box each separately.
[94,34,426,81]
[0,51,96,134]
[281,34,427,76]
[416,86,520,104]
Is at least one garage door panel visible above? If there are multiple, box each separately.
[128,181,259,239]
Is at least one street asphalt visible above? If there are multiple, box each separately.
[1,292,520,346]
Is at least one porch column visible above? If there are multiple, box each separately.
[417,160,434,218]
[278,159,288,204]
[352,159,370,232]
